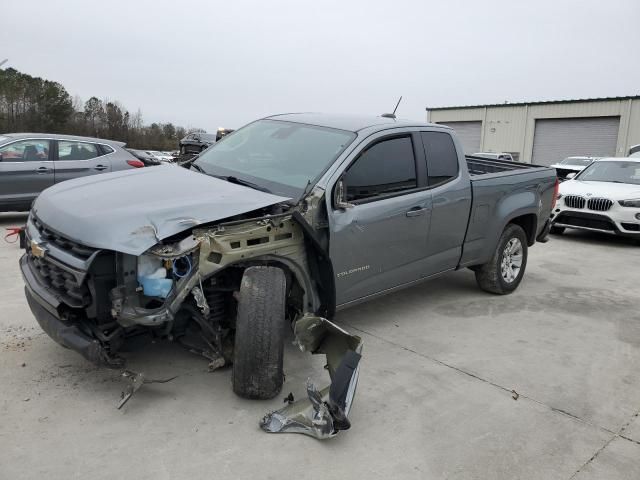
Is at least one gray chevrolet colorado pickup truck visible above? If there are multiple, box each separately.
[20,113,557,438]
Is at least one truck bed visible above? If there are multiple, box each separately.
[466,155,547,177]
[459,155,557,269]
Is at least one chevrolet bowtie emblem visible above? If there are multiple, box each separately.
[30,240,46,258]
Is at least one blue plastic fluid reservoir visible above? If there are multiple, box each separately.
[138,268,173,298]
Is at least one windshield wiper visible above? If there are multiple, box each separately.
[214,175,272,194]
[190,163,205,173]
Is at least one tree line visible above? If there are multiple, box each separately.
[0,67,203,150]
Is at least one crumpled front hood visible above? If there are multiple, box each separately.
[560,180,640,200]
[32,166,290,255]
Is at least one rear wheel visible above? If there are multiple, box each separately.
[550,225,565,235]
[232,266,287,399]
[475,223,528,294]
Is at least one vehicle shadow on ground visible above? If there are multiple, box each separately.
[550,230,639,248]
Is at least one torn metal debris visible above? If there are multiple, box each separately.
[260,315,362,439]
[117,370,179,410]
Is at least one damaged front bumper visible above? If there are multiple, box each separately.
[21,255,122,367]
[261,314,362,439]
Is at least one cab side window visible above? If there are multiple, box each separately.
[421,132,459,187]
[58,141,99,160]
[343,136,417,202]
[0,139,50,162]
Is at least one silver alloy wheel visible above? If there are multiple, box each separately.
[500,237,523,283]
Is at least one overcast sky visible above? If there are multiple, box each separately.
[2,0,639,132]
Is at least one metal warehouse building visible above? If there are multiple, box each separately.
[426,96,640,165]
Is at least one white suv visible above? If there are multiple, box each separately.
[550,157,640,238]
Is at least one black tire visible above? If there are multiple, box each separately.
[550,225,565,235]
[232,266,286,399]
[475,223,528,295]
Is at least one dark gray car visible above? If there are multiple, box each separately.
[0,133,143,212]
[179,132,217,154]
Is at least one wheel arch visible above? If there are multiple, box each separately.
[507,212,538,246]
[201,254,323,317]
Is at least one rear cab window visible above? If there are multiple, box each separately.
[343,135,417,202]
[421,132,459,187]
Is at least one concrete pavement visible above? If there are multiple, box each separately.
[1,212,639,479]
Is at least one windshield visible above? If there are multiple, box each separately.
[559,157,593,166]
[200,134,216,141]
[577,161,640,185]
[194,119,356,197]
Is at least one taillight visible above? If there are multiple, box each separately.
[551,178,559,209]
[127,159,145,168]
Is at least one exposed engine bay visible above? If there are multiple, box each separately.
[22,187,362,439]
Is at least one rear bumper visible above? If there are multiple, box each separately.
[20,254,121,367]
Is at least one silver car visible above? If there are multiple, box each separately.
[0,133,143,212]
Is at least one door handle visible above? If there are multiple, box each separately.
[35,166,51,174]
[406,207,427,217]
[94,165,107,171]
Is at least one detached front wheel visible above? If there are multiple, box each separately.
[475,223,528,294]
[232,266,287,399]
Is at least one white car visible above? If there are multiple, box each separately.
[550,157,640,238]
[146,150,174,163]
[549,156,598,180]
[472,152,515,162]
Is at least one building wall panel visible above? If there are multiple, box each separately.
[428,98,640,163]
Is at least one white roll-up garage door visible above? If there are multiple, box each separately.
[531,116,620,166]
[437,121,481,155]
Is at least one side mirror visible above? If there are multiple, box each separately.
[565,172,576,180]
[334,179,354,209]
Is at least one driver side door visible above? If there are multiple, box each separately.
[328,132,432,306]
